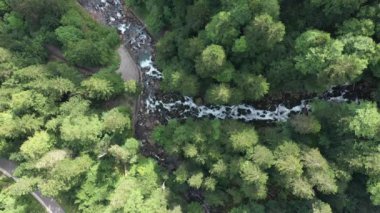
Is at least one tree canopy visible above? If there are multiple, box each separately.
[2,0,380,212]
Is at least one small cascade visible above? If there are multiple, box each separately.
[82,0,360,122]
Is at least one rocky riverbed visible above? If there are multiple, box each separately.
[77,0,376,207]
[80,0,373,124]
[78,0,375,167]
[78,0,172,165]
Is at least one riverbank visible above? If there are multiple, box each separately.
[78,0,378,166]
[78,0,174,168]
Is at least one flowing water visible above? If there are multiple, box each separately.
[81,0,361,122]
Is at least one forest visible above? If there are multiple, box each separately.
[0,0,380,212]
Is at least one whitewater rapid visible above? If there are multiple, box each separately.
[140,57,353,122]
[91,0,352,122]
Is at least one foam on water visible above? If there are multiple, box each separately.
[140,57,163,79]
[328,90,348,102]
[118,24,127,34]
[95,0,353,123]
[145,95,315,122]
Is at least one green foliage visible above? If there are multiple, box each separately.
[245,14,285,52]
[154,120,271,207]
[107,158,174,212]
[338,18,375,36]
[5,177,39,197]
[290,115,321,134]
[11,90,50,115]
[239,161,268,185]
[55,26,84,46]
[248,145,274,169]
[368,179,380,205]
[3,0,380,212]
[234,73,269,101]
[109,138,139,165]
[308,0,366,18]
[186,202,203,213]
[0,0,118,67]
[229,129,258,152]
[0,176,44,212]
[347,102,380,138]
[20,131,52,160]
[9,0,68,28]
[295,30,340,74]
[319,55,367,85]
[274,141,303,178]
[341,35,376,60]
[133,0,286,101]
[93,69,125,96]
[124,80,140,95]
[205,84,243,104]
[81,77,114,101]
[39,155,93,197]
[272,140,339,199]
[205,11,239,47]
[357,3,380,40]
[232,36,248,53]
[0,0,10,16]
[65,40,107,67]
[0,112,43,139]
[302,148,337,194]
[312,200,332,213]
[83,0,380,211]
[35,149,68,169]
[60,115,103,148]
[229,203,265,213]
[188,172,204,189]
[196,44,227,79]
[46,62,83,84]
[205,84,235,104]
[161,67,200,97]
[293,29,374,92]
[57,8,119,67]
[102,108,131,134]
[0,2,145,212]
[75,163,112,212]
[248,0,280,19]
[178,37,205,62]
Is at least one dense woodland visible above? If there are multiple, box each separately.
[0,0,380,212]
[129,0,379,103]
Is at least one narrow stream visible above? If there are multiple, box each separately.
[82,0,360,122]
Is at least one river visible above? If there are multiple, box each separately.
[80,0,368,124]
